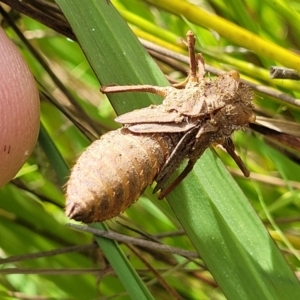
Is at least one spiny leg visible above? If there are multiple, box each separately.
[101,31,200,93]
[154,126,199,194]
[172,53,206,88]
[196,53,205,79]
[100,84,168,96]
[173,31,198,89]
[169,31,202,90]
[222,137,250,177]
[186,30,197,80]
[158,159,197,199]
[155,126,211,199]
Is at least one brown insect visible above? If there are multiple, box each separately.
[66,31,255,223]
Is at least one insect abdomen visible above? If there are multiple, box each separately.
[66,128,176,223]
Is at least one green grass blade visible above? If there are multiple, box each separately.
[146,0,300,71]
[169,150,300,299]
[58,0,169,114]
[55,1,156,299]
[55,0,300,299]
[89,223,154,300]
[38,122,69,184]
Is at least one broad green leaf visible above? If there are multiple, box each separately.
[55,1,300,299]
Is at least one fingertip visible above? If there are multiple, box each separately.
[0,27,40,186]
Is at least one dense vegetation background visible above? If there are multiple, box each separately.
[1,0,300,299]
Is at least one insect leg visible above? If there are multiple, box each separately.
[158,159,197,199]
[100,84,168,96]
[186,30,197,79]
[171,75,190,89]
[185,31,206,80]
[153,126,200,194]
[172,31,201,89]
[172,53,205,88]
[196,53,205,79]
[155,121,217,197]
[222,137,250,177]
